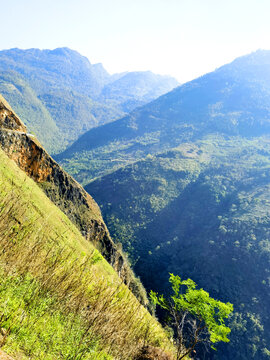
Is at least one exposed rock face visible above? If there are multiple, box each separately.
[0,95,27,132]
[0,95,133,288]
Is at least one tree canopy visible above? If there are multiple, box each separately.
[150,274,233,359]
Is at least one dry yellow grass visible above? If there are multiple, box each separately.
[0,148,175,359]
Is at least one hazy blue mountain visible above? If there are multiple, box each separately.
[0,70,62,150]
[0,47,111,97]
[57,50,270,184]
[0,47,178,153]
[99,71,179,112]
[79,51,270,359]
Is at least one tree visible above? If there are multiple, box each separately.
[150,274,233,359]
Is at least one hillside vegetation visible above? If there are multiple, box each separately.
[78,51,270,360]
[0,93,150,303]
[86,135,270,359]
[58,50,270,185]
[0,148,175,360]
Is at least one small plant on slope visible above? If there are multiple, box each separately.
[150,274,233,360]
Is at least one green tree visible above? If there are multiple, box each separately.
[150,274,233,359]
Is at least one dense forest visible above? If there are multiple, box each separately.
[86,135,270,359]
[81,51,270,359]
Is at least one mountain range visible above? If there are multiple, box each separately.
[58,50,270,359]
[57,50,270,184]
[1,48,270,359]
[0,47,178,153]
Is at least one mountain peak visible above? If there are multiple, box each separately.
[49,47,81,56]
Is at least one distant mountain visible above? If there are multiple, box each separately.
[0,47,110,96]
[57,50,270,184]
[0,47,178,153]
[99,71,179,112]
[0,70,61,151]
[79,51,270,359]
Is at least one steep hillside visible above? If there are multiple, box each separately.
[58,50,270,184]
[0,148,174,360]
[0,95,147,303]
[86,136,270,359]
[0,48,178,153]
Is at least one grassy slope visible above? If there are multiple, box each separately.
[0,149,174,360]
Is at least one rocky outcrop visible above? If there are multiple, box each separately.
[0,95,139,295]
[0,95,27,132]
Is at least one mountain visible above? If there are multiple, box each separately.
[0,70,62,151]
[0,47,110,96]
[80,51,270,359]
[99,71,179,113]
[85,135,270,359]
[0,47,178,153]
[0,95,175,359]
[57,50,270,185]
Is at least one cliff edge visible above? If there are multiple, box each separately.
[0,94,144,302]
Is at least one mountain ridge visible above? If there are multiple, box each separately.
[57,50,270,185]
[0,47,179,153]
[0,94,147,303]
[78,50,270,359]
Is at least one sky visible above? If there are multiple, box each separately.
[2,0,270,82]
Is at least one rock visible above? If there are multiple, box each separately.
[0,95,141,300]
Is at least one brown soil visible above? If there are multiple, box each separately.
[0,350,15,360]
[135,345,174,359]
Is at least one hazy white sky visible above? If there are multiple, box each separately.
[2,0,270,82]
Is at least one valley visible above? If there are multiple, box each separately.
[1,48,270,359]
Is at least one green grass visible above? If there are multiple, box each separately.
[0,149,175,360]
[0,273,112,360]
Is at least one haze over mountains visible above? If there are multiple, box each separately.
[1,47,270,360]
[57,50,270,183]
[0,47,178,153]
[58,50,270,359]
